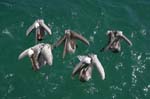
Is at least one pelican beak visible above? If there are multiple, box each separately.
[18,48,34,60]
[90,54,105,80]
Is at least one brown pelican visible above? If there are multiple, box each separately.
[26,19,52,43]
[101,30,132,53]
[54,29,90,58]
[72,54,105,82]
[18,43,53,71]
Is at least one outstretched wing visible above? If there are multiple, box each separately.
[72,61,84,77]
[18,49,29,60]
[39,22,52,35]
[26,22,35,36]
[53,35,66,48]
[120,34,132,46]
[70,30,90,45]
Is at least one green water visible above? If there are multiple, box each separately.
[0,0,150,99]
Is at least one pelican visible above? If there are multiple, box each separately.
[101,30,132,53]
[54,29,90,58]
[72,54,105,82]
[26,19,52,43]
[18,43,53,71]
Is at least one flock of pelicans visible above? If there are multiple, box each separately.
[18,19,133,82]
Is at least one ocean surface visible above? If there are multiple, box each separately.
[0,0,150,99]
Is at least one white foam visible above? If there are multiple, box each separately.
[84,86,99,95]
[122,82,127,87]
[112,94,116,99]
[8,84,14,94]
[2,28,14,39]
[71,11,78,16]
[131,51,146,87]
[93,31,97,35]
[143,87,148,92]
[20,21,24,28]
[83,82,99,95]
[140,29,147,36]
[131,32,134,38]
[137,54,142,60]
[45,75,49,80]
[4,73,14,79]
[110,85,123,91]
[131,66,137,87]
[89,36,94,42]
[143,84,150,96]
[0,2,12,7]
[115,62,123,71]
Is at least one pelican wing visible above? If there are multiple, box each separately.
[70,30,90,45]
[91,54,105,80]
[72,61,84,77]
[41,44,53,66]
[103,39,115,51]
[39,22,52,35]
[37,53,46,68]
[18,49,29,60]
[26,22,35,36]
[121,35,132,46]
[53,35,66,48]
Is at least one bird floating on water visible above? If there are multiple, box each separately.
[101,30,132,53]
[18,43,53,71]
[72,54,105,82]
[26,19,52,43]
[54,29,90,58]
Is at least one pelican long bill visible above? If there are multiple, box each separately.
[70,30,90,45]
[18,49,30,60]
[121,34,132,46]
[39,21,52,35]
[91,54,105,80]
[53,35,66,48]
[26,22,36,36]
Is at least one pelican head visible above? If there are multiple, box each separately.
[116,31,123,36]
[35,21,40,28]
[38,19,44,24]
[65,29,71,36]
[77,55,91,64]
[28,48,34,57]
[106,30,113,35]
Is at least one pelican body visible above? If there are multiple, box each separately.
[54,29,90,58]
[18,43,53,71]
[101,30,132,53]
[72,54,105,82]
[26,19,52,43]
